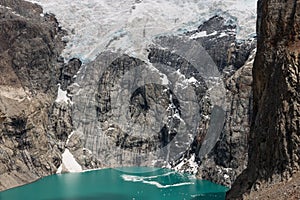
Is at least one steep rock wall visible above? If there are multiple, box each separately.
[0,0,66,190]
[227,0,300,199]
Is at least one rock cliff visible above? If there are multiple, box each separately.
[67,14,256,187]
[0,0,68,190]
[227,0,300,199]
[198,51,254,187]
[186,16,255,187]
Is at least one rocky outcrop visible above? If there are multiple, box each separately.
[60,58,82,91]
[187,15,255,73]
[198,51,254,187]
[227,0,300,199]
[0,0,67,190]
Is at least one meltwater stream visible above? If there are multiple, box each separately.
[0,167,228,200]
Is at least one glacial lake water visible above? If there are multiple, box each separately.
[0,167,228,200]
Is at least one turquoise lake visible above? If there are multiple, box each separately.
[0,167,228,200]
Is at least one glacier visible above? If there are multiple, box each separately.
[27,0,256,63]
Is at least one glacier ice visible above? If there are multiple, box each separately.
[27,0,256,62]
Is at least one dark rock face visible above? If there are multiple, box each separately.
[0,1,65,94]
[187,16,236,72]
[0,1,101,188]
[0,0,67,190]
[227,0,300,199]
[60,58,82,90]
[187,16,256,72]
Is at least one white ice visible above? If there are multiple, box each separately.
[121,174,194,188]
[27,0,256,63]
[59,149,83,173]
[55,84,72,104]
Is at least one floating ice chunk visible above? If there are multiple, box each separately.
[142,180,193,188]
[121,174,193,188]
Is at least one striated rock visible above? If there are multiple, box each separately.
[48,102,73,151]
[67,15,256,188]
[69,33,221,169]
[227,0,300,199]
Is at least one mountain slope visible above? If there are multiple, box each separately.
[0,0,65,190]
[0,0,258,191]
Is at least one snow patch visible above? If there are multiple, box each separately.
[55,84,72,104]
[160,74,169,85]
[66,131,75,145]
[59,149,82,173]
[173,154,199,175]
[56,164,62,174]
[218,32,228,38]
[83,148,93,155]
[190,31,207,39]
[187,77,198,84]
[190,31,218,39]
[0,5,11,10]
